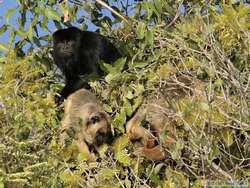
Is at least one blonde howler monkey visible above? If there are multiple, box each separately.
[60,89,112,160]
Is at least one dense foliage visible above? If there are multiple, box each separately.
[0,0,250,187]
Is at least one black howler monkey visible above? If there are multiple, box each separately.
[52,27,121,104]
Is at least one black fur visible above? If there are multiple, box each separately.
[52,27,121,104]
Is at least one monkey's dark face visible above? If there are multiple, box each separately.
[53,27,82,58]
[54,40,77,57]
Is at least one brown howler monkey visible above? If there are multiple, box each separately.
[60,88,112,161]
[126,76,204,161]
[52,27,121,104]
[126,102,176,161]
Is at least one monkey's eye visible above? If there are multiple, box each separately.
[141,120,151,130]
[90,116,100,124]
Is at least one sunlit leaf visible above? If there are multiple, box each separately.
[99,168,118,180]
[222,128,234,147]
[113,135,131,166]
[27,24,33,42]
[0,44,9,52]
[136,22,146,39]
[113,108,126,133]
[47,8,61,21]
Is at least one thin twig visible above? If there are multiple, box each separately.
[96,0,129,24]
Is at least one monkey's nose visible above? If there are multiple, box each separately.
[95,132,108,146]
[97,127,108,134]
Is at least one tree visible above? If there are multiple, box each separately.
[0,1,249,187]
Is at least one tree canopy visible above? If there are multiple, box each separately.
[0,0,250,187]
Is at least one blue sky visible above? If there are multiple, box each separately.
[0,1,132,46]
[0,1,106,46]
[0,1,18,44]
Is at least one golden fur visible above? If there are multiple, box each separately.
[60,89,111,160]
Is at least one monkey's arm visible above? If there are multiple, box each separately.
[134,145,165,161]
[76,138,91,161]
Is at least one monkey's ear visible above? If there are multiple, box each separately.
[102,112,112,125]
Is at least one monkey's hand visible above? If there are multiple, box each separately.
[55,94,64,106]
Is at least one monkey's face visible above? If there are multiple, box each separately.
[126,115,159,149]
[54,40,78,58]
[52,27,82,58]
[126,110,175,160]
[79,104,112,147]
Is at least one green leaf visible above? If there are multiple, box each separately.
[113,135,131,166]
[154,0,162,15]
[153,0,163,20]
[97,144,109,159]
[8,30,16,48]
[124,98,133,116]
[27,24,33,42]
[0,25,8,36]
[157,64,171,79]
[16,28,26,38]
[47,8,61,21]
[132,96,143,112]
[136,22,146,39]
[128,61,149,69]
[113,108,126,133]
[103,104,113,113]
[99,168,118,180]
[200,102,210,112]
[40,16,49,31]
[170,140,184,160]
[100,57,126,74]
[0,44,9,52]
[112,57,127,73]
[146,29,154,47]
[113,135,129,153]
[142,2,154,19]
[59,169,81,186]
[5,8,16,23]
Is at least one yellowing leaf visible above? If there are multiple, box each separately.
[157,64,172,79]
[27,24,33,42]
[59,169,83,186]
[0,44,8,52]
[222,128,234,147]
[99,168,118,180]
[47,8,61,21]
